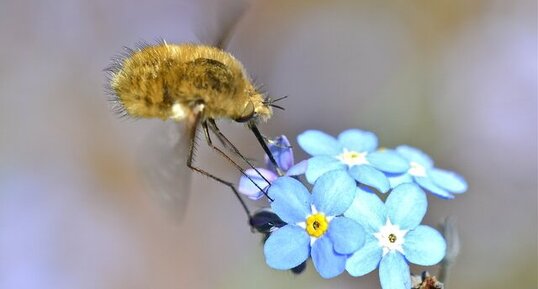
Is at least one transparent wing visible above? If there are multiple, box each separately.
[191,0,253,48]
[139,121,192,222]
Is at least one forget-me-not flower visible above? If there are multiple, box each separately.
[238,135,307,200]
[297,129,409,193]
[344,183,446,289]
[264,170,365,278]
[387,145,468,199]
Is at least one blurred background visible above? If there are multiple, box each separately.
[0,0,536,288]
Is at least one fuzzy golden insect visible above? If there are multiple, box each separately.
[107,42,272,123]
[105,42,284,221]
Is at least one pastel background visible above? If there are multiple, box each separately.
[0,0,536,288]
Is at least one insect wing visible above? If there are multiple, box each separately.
[191,0,250,48]
[139,121,192,221]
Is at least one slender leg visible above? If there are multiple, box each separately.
[206,120,257,164]
[208,124,234,151]
[207,120,273,185]
[206,120,257,166]
[186,117,252,220]
[202,122,274,201]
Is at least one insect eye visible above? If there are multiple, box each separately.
[235,101,256,122]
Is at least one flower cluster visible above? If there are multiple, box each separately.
[297,129,467,199]
[238,129,467,289]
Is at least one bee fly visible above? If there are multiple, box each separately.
[105,41,285,220]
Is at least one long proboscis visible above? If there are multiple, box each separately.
[248,121,284,177]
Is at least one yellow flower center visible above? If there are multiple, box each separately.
[374,219,408,256]
[337,149,368,167]
[305,213,329,238]
[408,161,427,177]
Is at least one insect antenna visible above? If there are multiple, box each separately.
[269,104,285,111]
[264,95,288,111]
[270,95,288,103]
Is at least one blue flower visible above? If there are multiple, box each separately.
[263,170,365,278]
[297,129,409,193]
[344,184,446,289]
[238,135,307,200]
[387,145,468,199]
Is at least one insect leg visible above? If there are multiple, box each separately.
[186,117,252,221]
[205,123,238,154]
[202,121,274,201]
[247,122,284,176]
[207,119,273,185]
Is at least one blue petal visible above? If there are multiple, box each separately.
[338,129,378,152]
[238,168,277,200]
[264,225,310,270]
[345,235,383,277]
[414,176,454,199]
[379,252,411,289]
[403,225,447,266]
[348,165,390,193]
[311,236,347,278]
[297,130,343,156]
[327,217,365,254]
[285,159,307,176]
[312,170,356,216]
[305,156,346,184]
[367,150,410,173]
[268,177,311,224]
[429,168,467,194]
[385,183,427,230]
[386,172,413,189]
[344,187,386,232]
[396,145,434,168]
[266,135,294,171]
